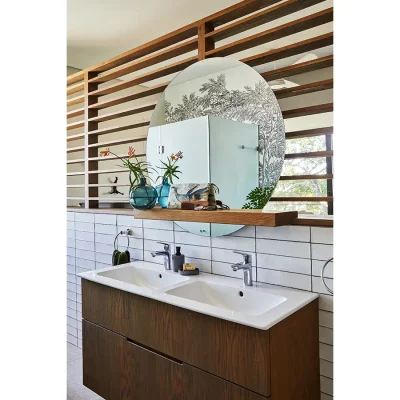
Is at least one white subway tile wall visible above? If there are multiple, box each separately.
[67,212,334,399]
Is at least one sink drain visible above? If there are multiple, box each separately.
[239,291,244,297]
[158,274,162,279]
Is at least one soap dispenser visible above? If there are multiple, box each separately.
[172,246,185,272]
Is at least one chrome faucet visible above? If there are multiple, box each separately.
[231,251,253,286]
[151,242,171,271]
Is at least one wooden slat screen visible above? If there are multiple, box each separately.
[67,0,333,215]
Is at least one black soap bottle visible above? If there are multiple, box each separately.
[171,246,185,272]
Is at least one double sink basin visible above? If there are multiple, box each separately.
[79,261,318,330]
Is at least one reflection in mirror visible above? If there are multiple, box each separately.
[147,58,285,237]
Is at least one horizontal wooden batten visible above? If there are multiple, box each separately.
[67,145,85,153]
[286,127,333,139]
[270,197,333,202]
[89,153,145,162]
[85,198,129,202]
[282,103,333,119]
[275,79,333,99]
[89,83,169,110]
[205,0,324,42]
[67,197,85,201]
[242,32,333,67]
[67,121,84,131]
[67,158,85,164]
[67,184,85,188]
[67,95,85,107]
[89,57,198,97]
[67,133,85,142]
[67,108,85,119]
[88,136,147,149]
[132,208,298,227]
[67,71,85,86]
[67,172,85,176]
[67,82,84,96]
[90,39,198,83]
[262,55,333,82]
[88,169,129,175]
[285,150,333,159]
[88,102,157,123]
[270,197,333,203]
[292,216,333,227]
[88,183,131,187]
[206,8,333,58]
[280,174,333,181]
[88,122,149,136]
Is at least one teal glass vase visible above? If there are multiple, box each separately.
[156,177,171,208]
[129,177,158,210]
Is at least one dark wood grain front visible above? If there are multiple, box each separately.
[270,299,320,400]
[184,364,267,400]
[82,319,126,399]
[82,279,271,397]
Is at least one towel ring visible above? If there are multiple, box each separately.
[114,229,132,251]
[321,257,334,295]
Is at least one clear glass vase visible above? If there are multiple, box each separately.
[156,177,171,208]
[129,177,158,210]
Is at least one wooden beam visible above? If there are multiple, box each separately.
[242,33,333,67]
[67,94,85,107]
[67,81,84,96]
[207,8,333,58]
[262,55,333,81]
[198,22,215,60]
[275,79,333,99]
[67,71,85,86]
[67,121,84,131]
[67,108,85,119]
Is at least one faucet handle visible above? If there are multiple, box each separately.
[233,250,252,264]
[157,241,170,252]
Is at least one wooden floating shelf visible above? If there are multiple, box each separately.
[132,209,298,227]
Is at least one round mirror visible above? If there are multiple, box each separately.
[147,57,285,237]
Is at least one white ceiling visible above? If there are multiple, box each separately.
[67,0,240,70]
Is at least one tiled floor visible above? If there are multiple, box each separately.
[67,343,103,399]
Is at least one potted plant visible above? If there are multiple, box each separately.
[156,151,183,208]
[100,146,158,210]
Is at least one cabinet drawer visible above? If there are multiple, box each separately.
[83,319,268,400]
[83,320,184,400]
[82,279,271,397]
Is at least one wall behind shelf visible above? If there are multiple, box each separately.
[67,210,334,399]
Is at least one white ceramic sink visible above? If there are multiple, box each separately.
[97,264,189,290]
[79,261,318,330]
[165,281,286,316]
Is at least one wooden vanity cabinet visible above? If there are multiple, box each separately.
[82,279,320,400]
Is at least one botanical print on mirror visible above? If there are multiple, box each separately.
[165,72,285,193]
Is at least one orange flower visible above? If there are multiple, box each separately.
[170,153,176,161]
[100,148,110,157]
[128,146,135,158]
[176,151,183,159]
